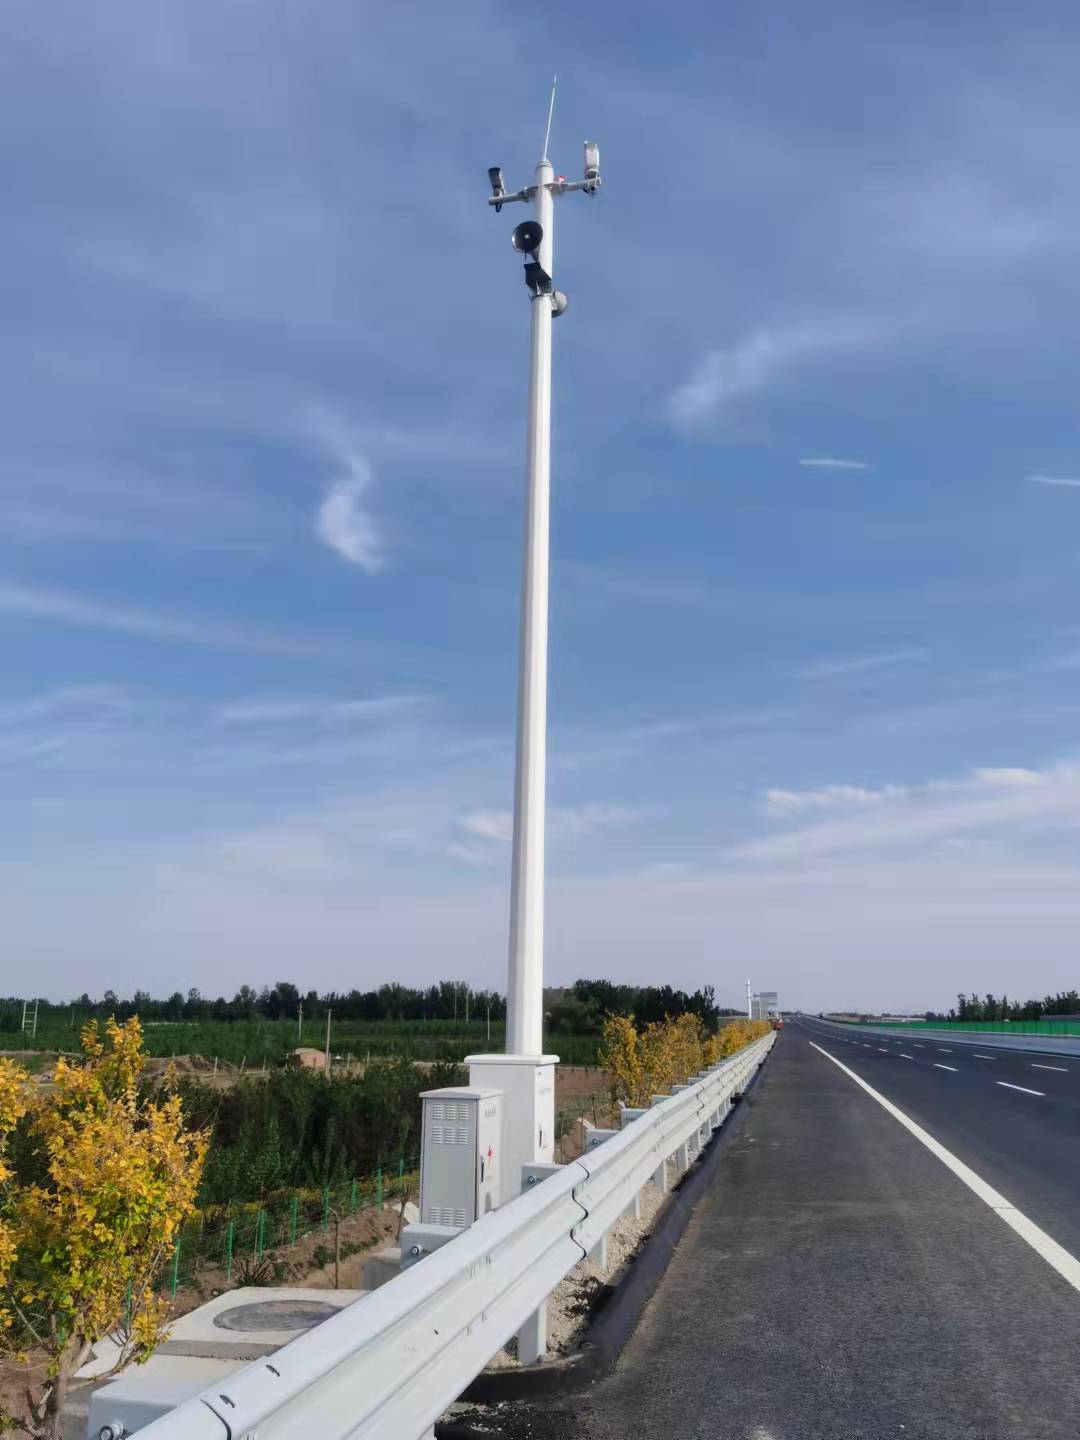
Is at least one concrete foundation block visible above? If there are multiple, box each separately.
[361,1247,402,1290]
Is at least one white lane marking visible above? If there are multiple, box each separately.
[973,1054,994,1061]
[877,1047,889,1053]
[937,1048,953,1053]
[808,1042,1080,1295]
[900,1054,914,1060]
[1031,1064,1068,1073]
[998,1081,1046,1097]
[913,1044,925,1048]
[934,1063,958,1072]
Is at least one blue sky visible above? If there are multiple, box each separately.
[4,1,1080,1011]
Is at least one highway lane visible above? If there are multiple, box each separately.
[792,1015,1080,1265]
[486,1029,1080,1440]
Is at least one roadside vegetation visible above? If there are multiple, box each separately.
[599,1014,773,1107]
[0,1020,207,1439]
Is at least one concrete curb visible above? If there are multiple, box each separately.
[448,1044,772,1413]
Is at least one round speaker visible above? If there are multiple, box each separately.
[511,220,544,256]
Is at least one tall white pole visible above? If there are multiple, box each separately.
[746,978,753,1020]
[506,158,554,1058]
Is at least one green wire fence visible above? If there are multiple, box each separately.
[164,1154,420,1297]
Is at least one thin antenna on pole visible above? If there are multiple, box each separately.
[542,75,557,161]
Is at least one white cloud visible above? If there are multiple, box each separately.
[461,809,515,843]
[668,319,874,425]
[0,583,340,658]
[799,649,926,680]
[745,763,1060,862]
[1025,474,1080,489]
[765,784,904,817]
[798,457,870,471]
[459,803,652,847]
[314,454,385,572]
[219,696,417,725]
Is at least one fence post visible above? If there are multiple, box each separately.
[290,1192,299,1245]
[376,1167,383,1209]
[224,1220,235,1282]
[322,1185,331,1232]
[170,1240,181,1298]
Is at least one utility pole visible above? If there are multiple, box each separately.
[746,978,753,1020]
[467,86,603,1253]
[465,986,469,1025]
[32,998,38,1039]
[20,999,27,1034]
[485,90,601,1054]
[324,1008,332,1075]
[486,1000,491,1045]
[298,1000,303,1043]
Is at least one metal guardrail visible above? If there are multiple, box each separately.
[806,1016,1080,1058]
[139,1033,775,1440]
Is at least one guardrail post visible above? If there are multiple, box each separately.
[652,1156,668,1193]
[589,1231,609,1273]
[625,1188,642,1221]
[676,1140,690,1171]
[518,1301,547,1366]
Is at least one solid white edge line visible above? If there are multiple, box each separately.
[997,1081,1046,1097]
[934,1063,958,1072]
[808,1040,1080,1295]
[1031,1064,1068,1073]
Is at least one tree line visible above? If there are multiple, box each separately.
[1,977,741,1036]
[929,990,1080,1023]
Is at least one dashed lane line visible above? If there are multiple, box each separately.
[934,1063,958,1072]
[900,1054,914,1060]
[1031,1064,1068,1073]
[808,1041,1080,1296]
[973,1054,994,1061]
[997,1082,1046,1097]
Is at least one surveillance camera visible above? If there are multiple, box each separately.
[583,140,601,192]
[488,165,506,212]
[551,290,568,318]
[511,220,544,258]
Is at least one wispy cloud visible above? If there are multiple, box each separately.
[458,803,652,850]
[799,457,870,471]
[744,764,1056,862]
[765,784,905,817]
[219,696,418,725]
[668,318,875,426]
[315,455,385,572]
[1025,474,1080,489]
[799,648,926,680]
[0,583,342,659]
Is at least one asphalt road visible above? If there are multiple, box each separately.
[487,1025,1080,1440]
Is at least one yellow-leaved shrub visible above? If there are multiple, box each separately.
[599,1013,771,1107]
[0,1017,208,1439]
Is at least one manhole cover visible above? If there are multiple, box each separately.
[213,1300,341,1333]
